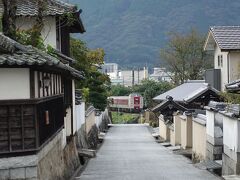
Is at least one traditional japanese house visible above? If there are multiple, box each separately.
[152,96,187,124]
[0,0,86,140]
[0,34,84,156]
[0,0,85,56]
[152,80,220,143]
[152,96,187,142]
[153,80,220,112]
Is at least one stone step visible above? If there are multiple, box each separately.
[78,149,96,158]
[98,132,106,143]
[152,133,159,139]
[223,175,240,180]
[160,142,171,147]
[195,160,222,170]
[167,146,181,151]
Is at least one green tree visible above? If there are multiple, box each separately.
[88,71,110,110]
[160,29,213,85]
[133,79,173,108]
[70,38,110,111]
[110,84,132,96]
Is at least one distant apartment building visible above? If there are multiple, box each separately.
[101,63,148,86]
[120,68,148,86]
[149,67,171,82]
[101,63,124,85]
[101,63,119,79]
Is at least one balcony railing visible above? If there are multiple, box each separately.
[0,95,64,156]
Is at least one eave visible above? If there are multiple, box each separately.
[69,10,86,34]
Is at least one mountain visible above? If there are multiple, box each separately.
[69,0,240,68]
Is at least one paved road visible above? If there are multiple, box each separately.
[76,124,220,180]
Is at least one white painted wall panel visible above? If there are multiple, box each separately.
[214,46,228,91]
[16,16,57,48]
[64,107,72,137]
[95,113,103,129]
[72,80,77,134]
[223,116,240,152]
[206,110,215,137]
[76,101,85,131]
[229,52,240,82]
[0,68,30,100]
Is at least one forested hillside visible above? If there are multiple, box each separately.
[70,0,240,68]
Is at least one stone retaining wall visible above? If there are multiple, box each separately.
[0,130,81,180]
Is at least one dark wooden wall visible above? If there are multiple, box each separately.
[0,95,64,156]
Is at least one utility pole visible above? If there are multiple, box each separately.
[132,69,134,87]
[138,68,140,84]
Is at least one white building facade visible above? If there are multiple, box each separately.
[204,26,240,91]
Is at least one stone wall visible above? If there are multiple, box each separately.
[85,106,96,135]
[145,111,158,125]
[38,130,81,180]
[38,133,66,180]
[222,151,240,175]
[0,156,38,180]
[98,109,111,132]
[0,130,81,180]
[76,109,111,150]
[205,108,224,161]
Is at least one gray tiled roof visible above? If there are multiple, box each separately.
[0,0,77,16]
[225,79,240,92]
[210,26,240,50]
[153,80,219,103]
[0,34,83,79]
[193,114,206,126]
[151,99,187,113]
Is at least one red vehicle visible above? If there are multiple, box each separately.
[109,93,143,112]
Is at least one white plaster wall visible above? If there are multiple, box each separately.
[180,115,193,149]
[0,68,30,100]
[174,115,181,145]
[76,101,85,131]
[72,80,77,134]
[95,113,103,129]
[223,116,240,152]
[16,16,57,48]
[229,52,240,82]
[85,110,96,135]
[192,121,206,161]
[170,128,175,146]
[34,71,38,98]
[206,110,215,137]
[64,107,72,137]
[214,46,228,91]
[159,116,170,141]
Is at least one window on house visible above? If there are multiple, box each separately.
[220,55,223,67]
[218,55,223,67]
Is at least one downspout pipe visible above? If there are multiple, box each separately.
[227,52,230,83]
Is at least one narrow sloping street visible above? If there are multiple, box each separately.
[76,124,220,180]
